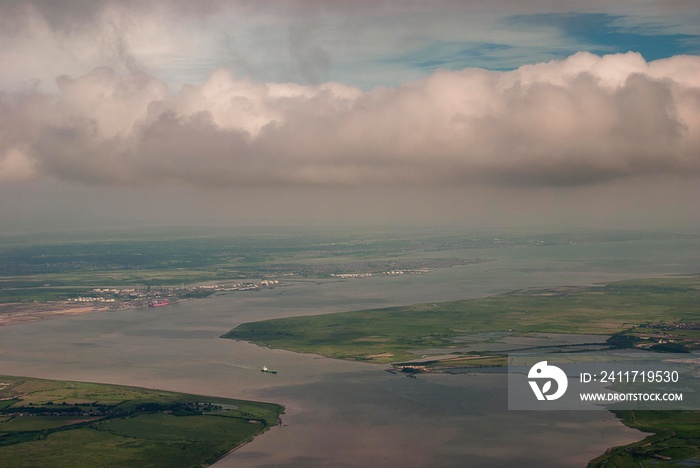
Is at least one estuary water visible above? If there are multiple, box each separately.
[0,237,698,467]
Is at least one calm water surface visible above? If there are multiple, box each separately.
[0,238,697,467]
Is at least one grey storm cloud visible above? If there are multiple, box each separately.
[1,52,699,188]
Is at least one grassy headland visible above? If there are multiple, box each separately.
[223,276,700,364]
[0,376,283,467]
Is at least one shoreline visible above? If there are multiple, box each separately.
[0,302,110,326]
[0,297,202,327]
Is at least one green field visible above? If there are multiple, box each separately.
[588,410,700,467]
[0,376,283,467]
[223,276,700,363]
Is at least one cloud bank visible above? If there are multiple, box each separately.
[1,52,699,188]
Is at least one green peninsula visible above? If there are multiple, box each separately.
[0,376,283,467]
[223,276,700,364]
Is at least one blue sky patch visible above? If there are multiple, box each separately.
[507,13,700,62]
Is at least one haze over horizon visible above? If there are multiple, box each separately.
[1,1,699,234]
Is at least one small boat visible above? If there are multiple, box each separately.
[261,366,278,374]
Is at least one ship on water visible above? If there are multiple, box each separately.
[148,299,170,307]
[261,366,277,374]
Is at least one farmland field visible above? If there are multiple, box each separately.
[0,375,283,467]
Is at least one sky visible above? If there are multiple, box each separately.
[1,0,699,233]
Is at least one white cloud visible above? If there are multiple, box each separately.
[1,52,698,189]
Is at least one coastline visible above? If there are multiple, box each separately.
[0,302,109,326]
